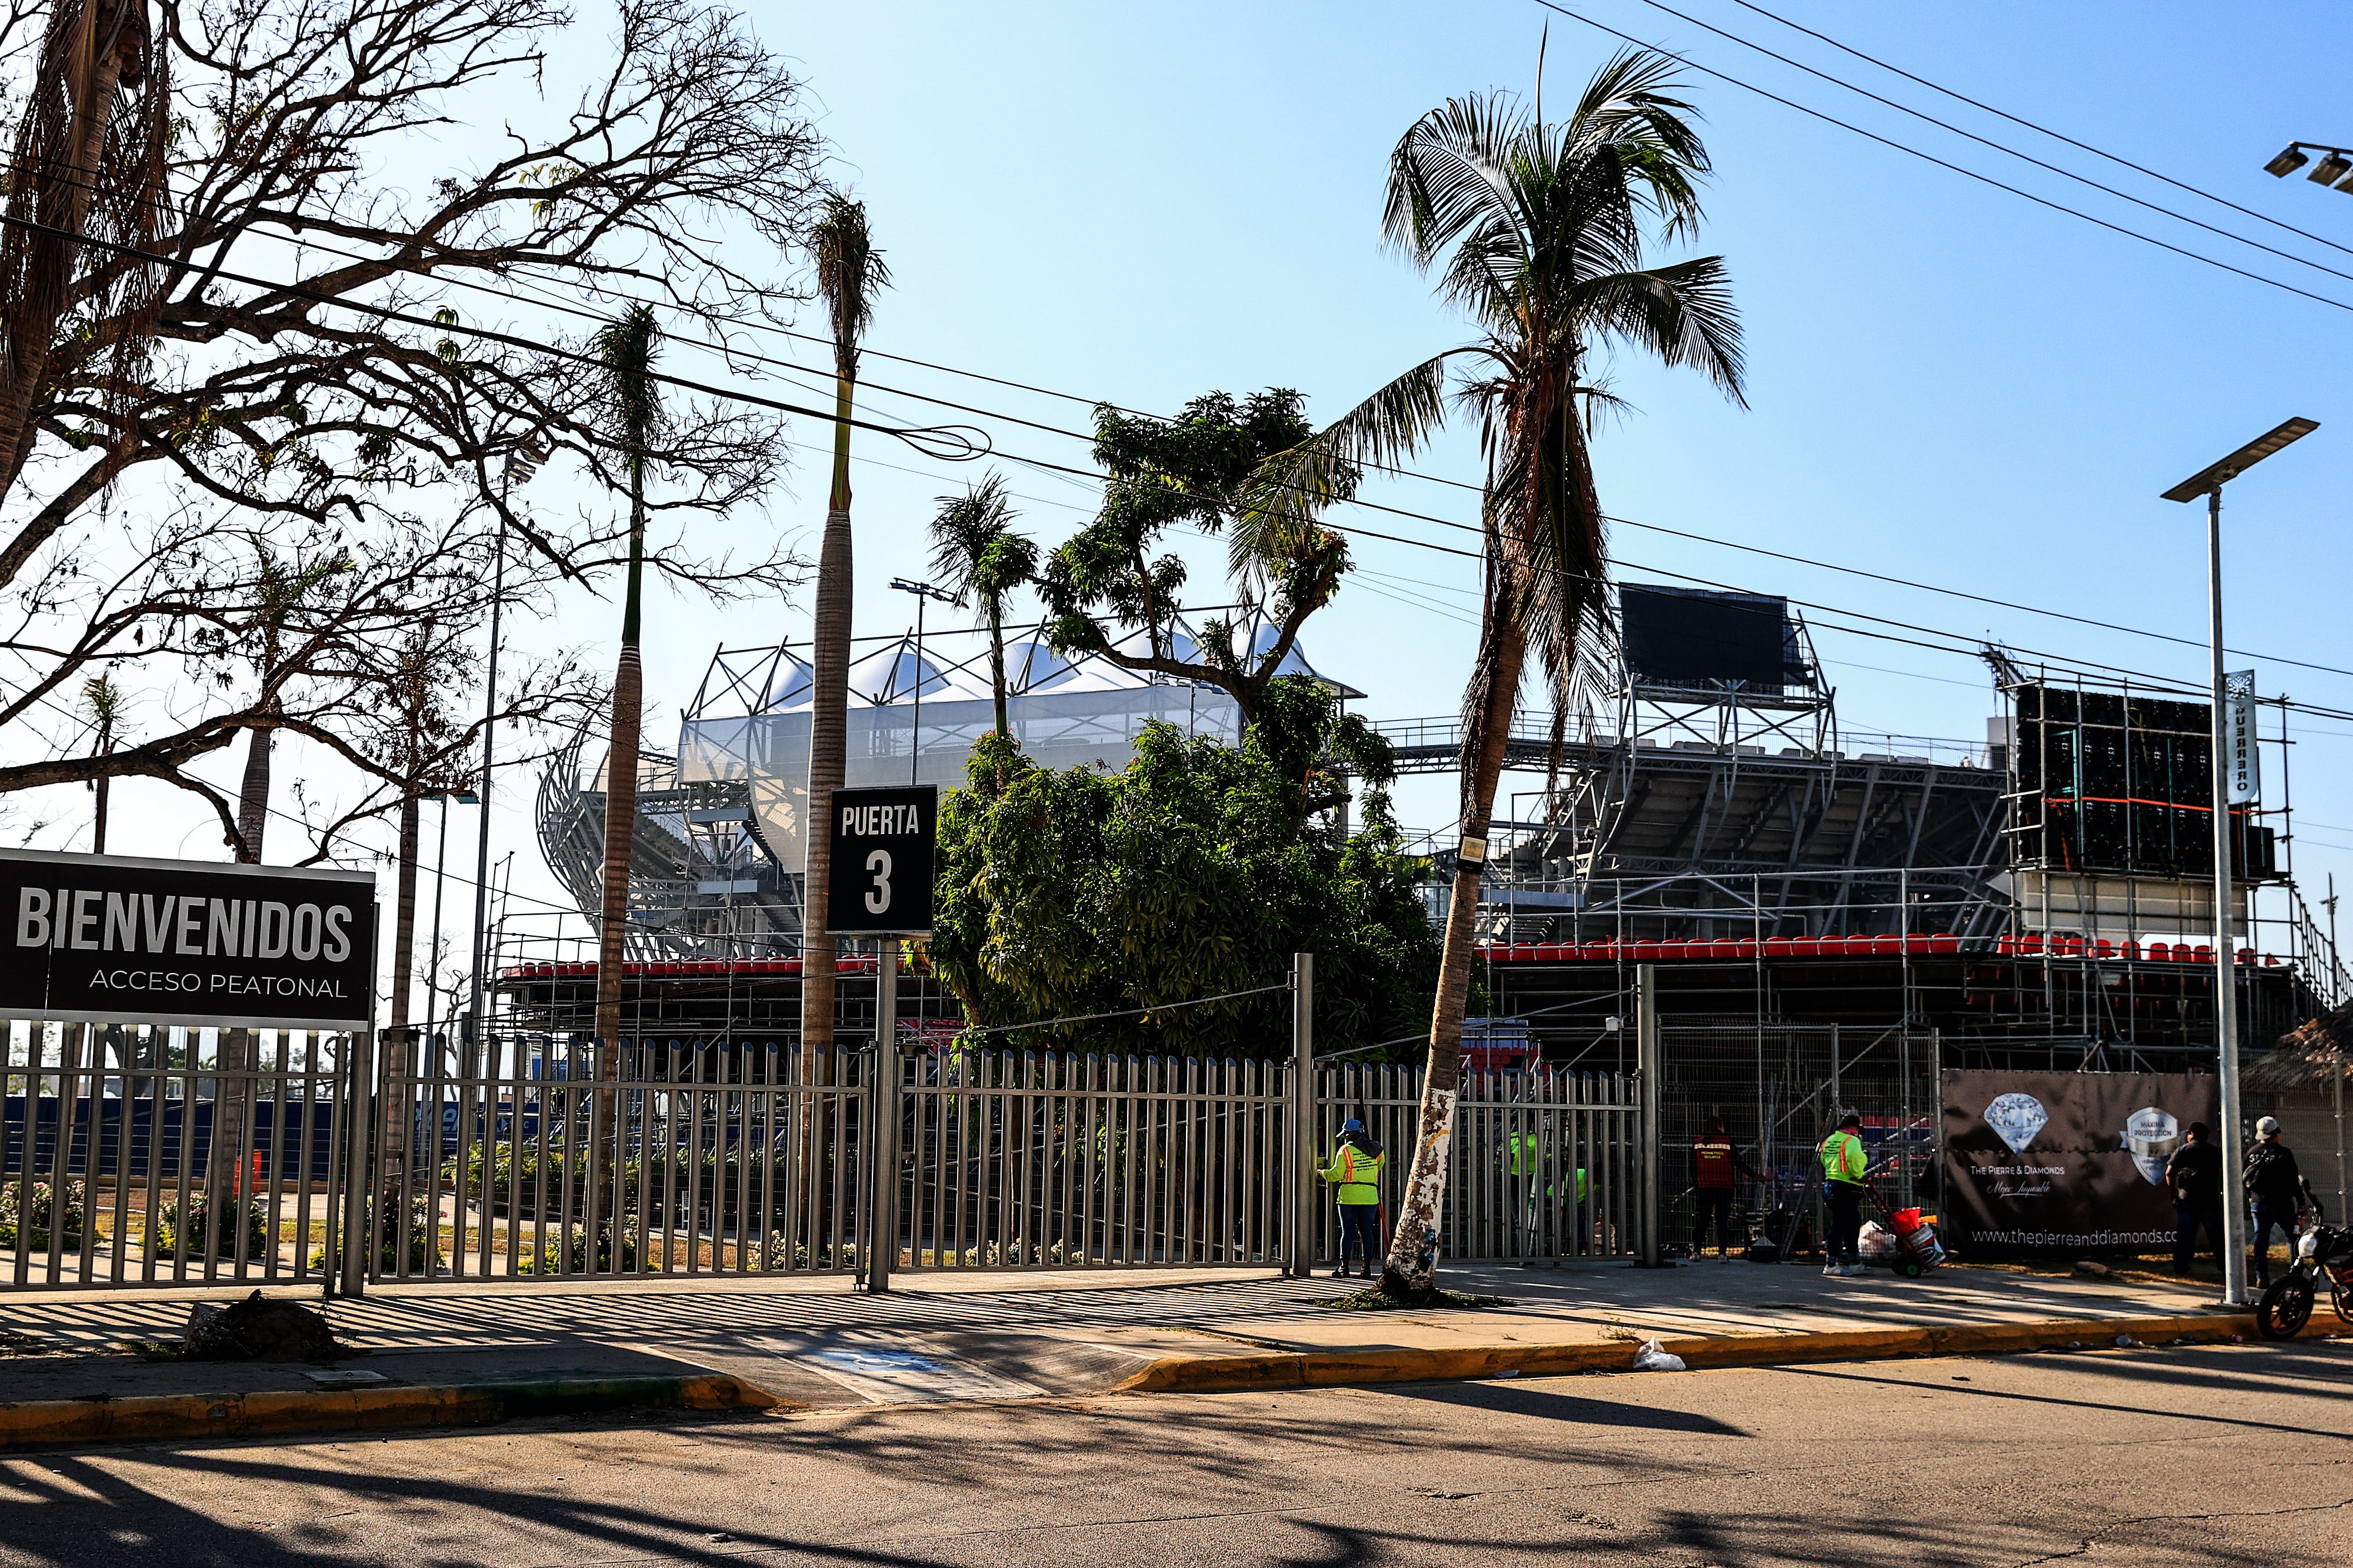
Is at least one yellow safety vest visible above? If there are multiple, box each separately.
[1820,1129,1867,1187]
[1319,1144,1385,1205]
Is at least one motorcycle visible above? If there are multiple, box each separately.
[2254,1197,2353,1340]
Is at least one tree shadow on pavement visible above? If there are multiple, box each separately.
[1381,1379,1748,1434]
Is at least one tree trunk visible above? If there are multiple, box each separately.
[0,2,138,498]
[1379,598,1529,1297]
[988,600,1008,739]
[388,793,421,1030]
[234,714,272,862]
[593,643,641,1245]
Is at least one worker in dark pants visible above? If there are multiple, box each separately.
[1692,1118,1755,1260]
[2162,1120,2224,1275]
[2244,1116,2309,1289]
[1319,1119,1386,1279]
[1819,1110,1868,1277]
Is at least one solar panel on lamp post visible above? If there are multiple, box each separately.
[2161,416,2318,1308]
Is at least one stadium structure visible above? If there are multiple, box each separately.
[502,584,2347,1062]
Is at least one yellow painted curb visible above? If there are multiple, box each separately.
[0,1370,785,1451]
[1112,1312,2350,1394]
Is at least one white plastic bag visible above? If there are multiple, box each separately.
[1858,1221,1899,1264]
[1631,1336,1686,1372]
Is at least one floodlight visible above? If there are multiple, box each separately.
[2309,152,2351,185]
[2264,145,2309,176]
[2335,168,2353,194]
[2159,416,2321,503]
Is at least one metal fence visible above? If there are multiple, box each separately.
[1655,1024,1939,1254]
[1312,1061,1645,1264]
[370,1031,873,1282]
[8,1017,1659,1293]
[3,1020,352,1289]
[890,1050,1290,1270]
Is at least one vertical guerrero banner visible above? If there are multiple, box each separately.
[0,848,376,1030]
[1941,1070,2219,1255]
[2225,668,2259,805]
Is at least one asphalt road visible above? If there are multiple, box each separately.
[3,1340,2349,1567]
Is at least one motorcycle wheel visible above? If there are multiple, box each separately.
[2256,1275,2315,1340]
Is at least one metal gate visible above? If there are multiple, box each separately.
[1312,1060,1647,1264]
[3,1020,353,1289]
[367,1030,873,1282]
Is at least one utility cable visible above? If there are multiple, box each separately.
[1617,0,2353,289]
[1718,0,2353,262]
[1527,0,2353,316]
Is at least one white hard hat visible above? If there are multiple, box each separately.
[2255,1116,2281,1137]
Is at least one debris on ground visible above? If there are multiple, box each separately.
[181,1291,351,1363]
[1319,1285,1507,1311]
[1630,1337,1687,1372]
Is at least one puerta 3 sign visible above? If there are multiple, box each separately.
[0,848,376,1031]
[825,785,936,936]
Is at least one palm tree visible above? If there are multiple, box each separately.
[928,472,1037,739]
[591,302,661,1253]
[1248,51,1744,1295]
[81,673,122,853]
[799,196,888,1055]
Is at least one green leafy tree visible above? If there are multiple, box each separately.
[930,676,1435,1055]
[1246,51,1745,1294]
[1041,389,1353,724]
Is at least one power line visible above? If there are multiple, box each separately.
[102,162,2353,690]
[16,199,2353,736]
[1617,0,2353,289]
[1717,0,2353,263]
[1527,0,2353,316]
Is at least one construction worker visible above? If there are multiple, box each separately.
[1507,1123,1554,1260]
[1692,1117,1755,1260]
[1319,1119,1385,1279]
[1819,1110,1869,1277]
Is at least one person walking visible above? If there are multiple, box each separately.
[1319,1119,1386,1280]
[1692,1118,1755,1260]
[2162,1120,2224,1275]
[1819,1110,1869,1277]
[2244,1115,2309,1289]
[1506,1123,1556,1261]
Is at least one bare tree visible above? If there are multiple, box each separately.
[0,0,826,815]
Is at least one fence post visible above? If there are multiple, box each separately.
[337,1027,375,1298]
[1636,962,1661,1267]
[1287,952,1314,1277]
[865,938,900,1293]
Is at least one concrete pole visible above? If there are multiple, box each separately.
[865,938,899,1292]
[1637,962,1661,1267]
[1288,952,1315,1278]
[2208,485,2249,1307]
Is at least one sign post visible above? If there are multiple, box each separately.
[825,786,936,1294]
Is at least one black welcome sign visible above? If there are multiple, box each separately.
[0,848,376,1030]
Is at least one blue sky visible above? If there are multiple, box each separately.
[686,0,2353,930]
[45,1,2353,982]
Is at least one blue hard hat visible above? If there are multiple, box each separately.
[1341,1118,1365,1133]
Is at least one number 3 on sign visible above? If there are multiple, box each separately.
[864,849,892,914]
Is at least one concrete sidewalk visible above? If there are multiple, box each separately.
[0,1258,2311,1447]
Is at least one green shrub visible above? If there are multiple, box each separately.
[152,1189,271,1260]
[513,1226,641,1275]
[0,1178,86,1251]
[309,1194,444,1275]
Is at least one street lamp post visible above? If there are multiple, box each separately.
[466,448,541,1052]
[887,577,958,787]
[2162,415,2318,1306]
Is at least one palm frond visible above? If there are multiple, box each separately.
[593,303,664,451]
[1577,257,1747,406]
[1384,93,1530,270]
[1229,349,1480,586]
[811,195,890,374]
